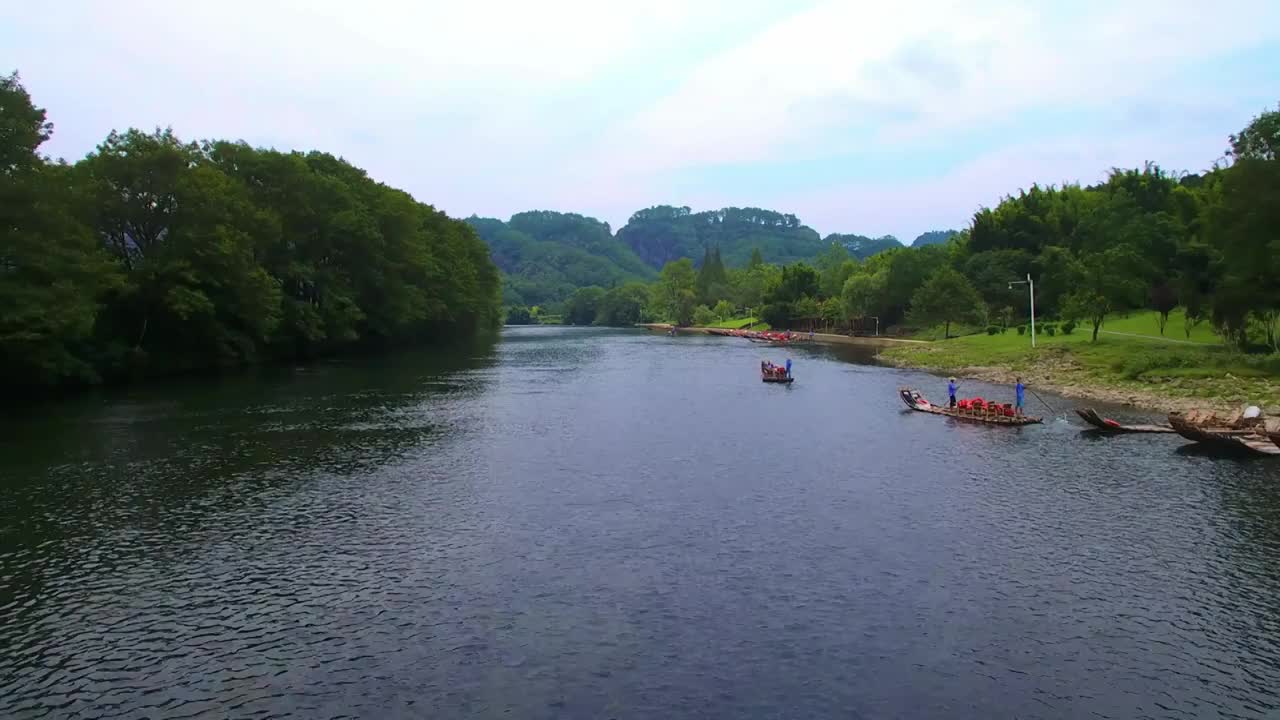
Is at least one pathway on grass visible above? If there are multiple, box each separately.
[1098,330,1217,346]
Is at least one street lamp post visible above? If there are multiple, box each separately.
[1008,274,1035,348]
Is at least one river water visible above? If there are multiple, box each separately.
[2,326,1279,719]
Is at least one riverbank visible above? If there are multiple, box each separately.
[880,334,1280,415]
[636,323,927,350]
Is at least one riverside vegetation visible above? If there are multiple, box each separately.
[2,73,501,398]
[6,66,1277,409]
[499,104,1279,410]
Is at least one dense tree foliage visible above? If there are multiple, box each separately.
[581,103,1280,347]
[909,267,985,339]
[911,230,958,248]
[2,73,500,395]
[467,212,654,309]
[617,205,825,268]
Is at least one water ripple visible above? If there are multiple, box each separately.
[2,328,1279,719]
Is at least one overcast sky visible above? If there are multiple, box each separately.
[5,0,1278,242]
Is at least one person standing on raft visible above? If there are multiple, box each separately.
[948,377,958,408]
[785,358,792,378]
[1015,377,1025,416]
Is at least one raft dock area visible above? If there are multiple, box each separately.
[636,324,927,349]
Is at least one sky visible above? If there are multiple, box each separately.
[4,0,1278,243]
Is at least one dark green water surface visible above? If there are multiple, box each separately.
[3,326,1279,719]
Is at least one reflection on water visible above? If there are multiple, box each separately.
[2,327,1279,719]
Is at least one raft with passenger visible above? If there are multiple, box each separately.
[761,360,794,384]
[899,387,1041,426]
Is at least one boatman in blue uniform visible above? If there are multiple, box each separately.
[948,377,957,407]
[785,358,792,378]
[1015,377,1025,416]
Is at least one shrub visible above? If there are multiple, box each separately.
[1017,325,1026,335]
[692,305,717,327]
[1043,323,1057,336]
[1061,320,1076,335]
[986,325,1001,335]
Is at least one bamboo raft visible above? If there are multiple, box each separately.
[1075,408,1175,434]
[899,387,1041,426]
[1168,410,1280,456]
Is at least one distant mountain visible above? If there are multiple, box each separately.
[911,230,958,247]
[824,233,903,259]
[466,211,655,307]
[616,205,825,268]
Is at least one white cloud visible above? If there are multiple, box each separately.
[777,125,1232,243]
[3,0,1276,239]
[589,0,1280,172]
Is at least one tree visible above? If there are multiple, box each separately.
[565,286,605,325]
[1228,103,1280,161]
[1059,247,1145,342]
[695,244,727,304]
[712,300,735,321]
[692,305,717,327]
[748,247,764,268]
[654,258,697,326]
[908,267,985,339]
[819,297,844,331]
[841,270,887,322]
[768,263,819,304]
[505,306,533,325]
[815,242,852,298]
[595,282,651,326]
[1149,282,1177,336]
[1202,155,1280,351]
[0,73,120,388]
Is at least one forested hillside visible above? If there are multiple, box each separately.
[911,230,958,247]
[616,206,826,268]
[1,72,501,395]
[466,211,654,308]
[823,233,903,259]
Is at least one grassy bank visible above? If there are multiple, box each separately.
[884,311,1280,413]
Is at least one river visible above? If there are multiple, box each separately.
[3,326,1280,719]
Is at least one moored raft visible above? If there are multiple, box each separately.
[899,387,1041,426]
[1075,408,1175,434]
[1168,409,1280,456]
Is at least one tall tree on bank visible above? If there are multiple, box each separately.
[1,73,120,386]
[1060,247,1145,342]
[653,258,697,326]
[908,267,985,339]
[695,244,727,304]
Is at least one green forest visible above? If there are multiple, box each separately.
[537,104,1278,358]
[481,205,956,310]
[1,73,501,395]
[466,212,655,309]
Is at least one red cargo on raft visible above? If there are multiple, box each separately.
[899,387,1041,426]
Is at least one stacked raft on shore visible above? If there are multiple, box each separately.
[1167,409,1280,456]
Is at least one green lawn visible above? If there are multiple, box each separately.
[706,316,759,329]
[912,310,1219,345]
